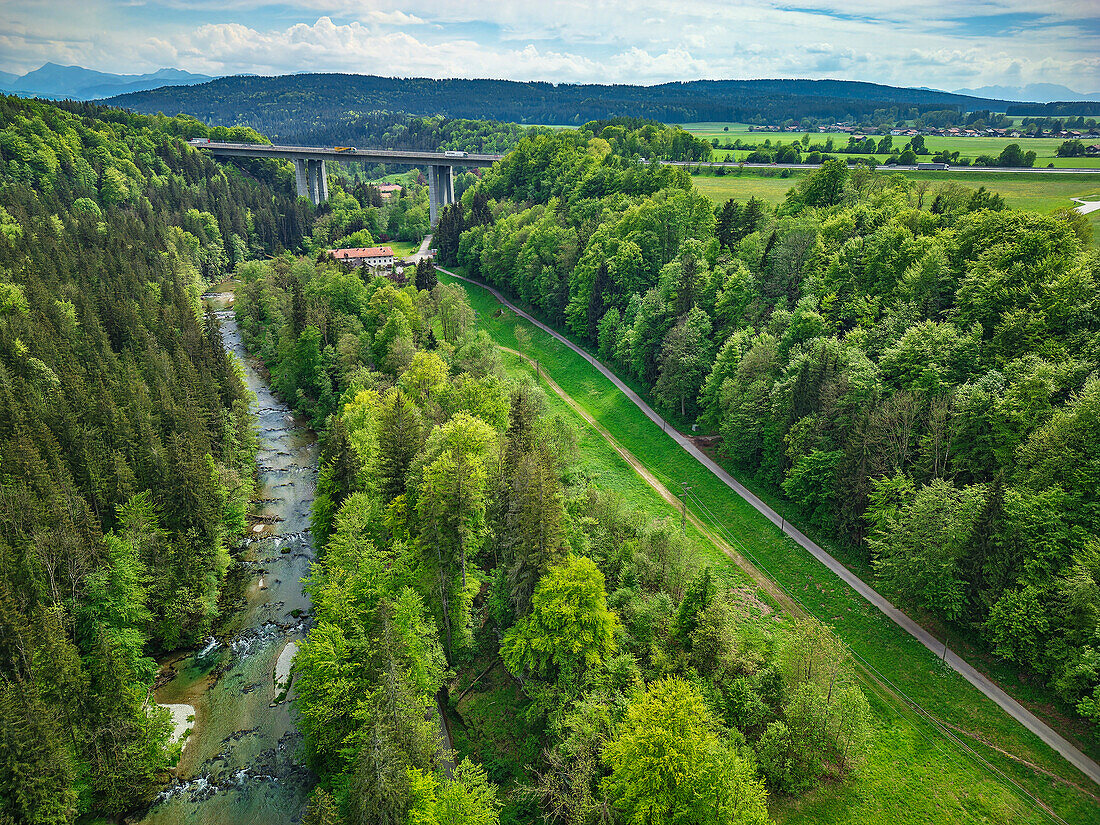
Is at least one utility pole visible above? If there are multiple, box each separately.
[680,483,692,536]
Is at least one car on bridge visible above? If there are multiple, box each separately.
[444,150,469,158]
[335,146,357,152]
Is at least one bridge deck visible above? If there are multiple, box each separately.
[199,141,501,166]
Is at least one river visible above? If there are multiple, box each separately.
[139,287,317,824]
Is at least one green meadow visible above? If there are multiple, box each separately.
[386,239,420,257]
[677,122,1100,169]
[439,268,1100,825]
[689,169,1100,214]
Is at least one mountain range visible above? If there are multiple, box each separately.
[953,83,1100,103]
[0,63,217,100]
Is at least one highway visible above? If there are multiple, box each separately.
[437,264,1100,789]
[662,160,1100,174]
[195,141,1098,175]
[195,141,501,166]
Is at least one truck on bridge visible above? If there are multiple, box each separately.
[191,140,501,223]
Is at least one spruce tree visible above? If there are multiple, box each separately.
[415,258,438,291]
[376,389,424,503]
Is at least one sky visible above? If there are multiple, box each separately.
[1,0,1097,92]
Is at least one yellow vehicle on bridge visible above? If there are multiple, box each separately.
[334,146,357,153]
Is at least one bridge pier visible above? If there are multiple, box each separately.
[294,158,329,206]
[428,164,454,226]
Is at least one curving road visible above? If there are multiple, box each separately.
[437,265,1100,788]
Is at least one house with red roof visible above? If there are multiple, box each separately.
[330,246,396,268]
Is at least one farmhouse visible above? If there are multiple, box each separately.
[377,183,403,199]
[331,246,396,268]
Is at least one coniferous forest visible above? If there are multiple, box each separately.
[0,95,309,820]
[106,75,1020,132]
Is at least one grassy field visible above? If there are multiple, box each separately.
[386,239,420,258]
[678,122,765,138]
[689,169,1100,214]
[708,149,1100,169]
[690,172,805,206]
[381,170,420,185]
[677,122,1100,168]
[440,268,1100,825]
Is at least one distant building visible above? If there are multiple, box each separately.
[1085,145,1100,156]
[331,246,396,268]
[376,183,403,199]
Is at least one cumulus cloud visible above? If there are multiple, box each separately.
[0,0,1096,91]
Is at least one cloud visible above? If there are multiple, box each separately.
[364,10,426,25]
[0,0,1096,92]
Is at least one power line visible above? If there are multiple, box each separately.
[678,482,1069,824]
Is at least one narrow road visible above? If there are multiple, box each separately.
[439,266,1100,788]
[411,233,434,261]
[1072,198,1100,215]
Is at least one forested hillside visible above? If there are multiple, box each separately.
[105,74,1011,131]
[205,109,548,155]
[232,233,874,821]
[443,131,1100,732]
[0,96,307,821]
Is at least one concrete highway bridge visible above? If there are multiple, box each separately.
[195,140,1099,224]
[193,141,503,224]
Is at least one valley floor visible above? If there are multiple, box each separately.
[437,267,1100,825]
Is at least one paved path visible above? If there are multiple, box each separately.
[412,233,434,260]
[1072,198,1100,215]
[438,266,1100,788]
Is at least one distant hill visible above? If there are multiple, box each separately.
[2,62,216,100]
[954,83,1100,103]
[104,73,1015,136]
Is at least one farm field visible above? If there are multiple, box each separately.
[439,268,1100,825]
[690,169,1100,213]
[708,149,1100,168]
[679,122,1100,168]
[679,122,766,137]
